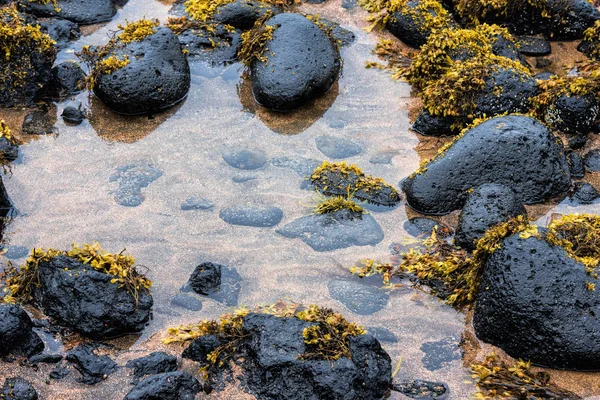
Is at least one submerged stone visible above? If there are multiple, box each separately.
[180,196,214,211]
[110,161,164,207]
[219,205,283,227]
[124,371,201,400]
[187,262,222,295]
[0,304,43,358]
[50,61,85,97]
[403,217,451,239]
[277,209,384,251]
[1,378,38,400]
[474,233,600,370]
[126,352,178,383]
[170,293,203,311]
[250,13,340,112]
[403,115,571,215]
[420,338,461,371]
[61,106,85,125]
[21,111,56,135]
[182,265,241,306]
[222,148,267,170]
[315,135,363,159]
[366,327,398,343]
[369,150,399,165]
[66,343,118,385]
[18,0,117,25]
[328,279,389,315]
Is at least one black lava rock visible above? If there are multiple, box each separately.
[50,61,85,97]
[2,377,38,400]
[568,152,585,179]
[250,13,340,112]
[188,262,222,295]
[474,232,600,369]
[402,115,571,215]
[61,106,85,125]
[386,1,453,48]
[181,334,222,366]
[454,184,526,251]
[403,217,452,239]
[66,343,117,385]
[94,27,190,115]
[29,255,153,339]
[544,93,599,135]
[393,380,449,399]
[277,209,384,251]
[473,68,539,118]
[219,205,283,227]
[38,18,81,49]
[412,109,457,137]
[584,149,600,172]
[18,0,117,25]
[126,352,178,383]
[569,182,600,204]
[0,304,44,358]
[568,134,588,150]
[28,353,63,364]
[124,371,201,400]
[0,176,11,216]
[547,0,600,40]
[516,35,551,56]
[175,23,241,64]
[182,265,242,307]
[490,34,529,66]
[21,110,55,135]
[212,0,280,31]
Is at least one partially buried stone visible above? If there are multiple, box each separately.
[222,148,267,170]
[66,343,117,385]
[403,217,452,239]
[180,196,214,211]
[2,378,38,400]
[420,337,462,371]
[22,111,56,135]
[126,352,178,383]
[38,18,80,50]
[219,205,283,227]
[124,372,201,400]
[170,293,203,311]
[61,106,85,125]
[188,262,222,295]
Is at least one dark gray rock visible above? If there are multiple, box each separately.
[568,152,585,179]
[386,0,453,48]
[170,293,203,311]
[109,161,163,207]
[188,262,221,295]
[2,378,38,400]
[124,371,201,400]
[534,71,554,80]
[547,0,600,40]
[184,265,242,307]
[516,35,551,56]
[30,255,153,339]
[2,246,29,260]
[126,352,178,383]
[17,0,116,25]
[0,135,19,165]
[61,106,85,125]
[412,109,456,137]
[66,343,117,385]
[315,135,363,159]
[369,150,398,165]
[219,205,283,227]
[222,148,267,170]
[402,115,571,215]
[180,196,214,211]
[38,18,80,49]
[342,0,357,8]
[454,184,526,251]
[0,176,11,217]
[175,23,241,64]
[50,61,85,97]
[22,110,56,135]
[393,380,449,399]
[28,353,63,364]
[328,279,389,315]
[584,149,600,172]
[277,209,384,251]
[250,13,340,112]
[213,0,280,31]
[403,218,451,239]
[569,182,600,204]
[490,34,529,66]
[474,232,600,369]
[544,94,599,135]
[94,27,190,115]
[568,134,588,150]
[0,304,43,358]
[473,68,539,118]
[420,338,461,371]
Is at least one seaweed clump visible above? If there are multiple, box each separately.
[358,0,453,34]
[116,19,159,44]
[27,0,61,12]
[453,0,550,26]
[582,20,600,60]
[1,243,152,304]
[183,0,296,22]
[315,194,365,216]
[471,354,581,399]
[0,120,17,144]
[164,301,365,377]
[238,16,277,67]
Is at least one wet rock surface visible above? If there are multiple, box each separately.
[212,0,280,31]
[547,0,600,40]
[110,161,164,207]
[420,338,461,371]
[94,27,190,115]
[403,217,450,239]
[277,209,384,251]
[21,111,56,135]
[403,115,571,215]
[219,205,283,227]
[124,371,201,400]
[386,1,451,48]
[393,380,449,399]
[474,233,600,369]
[584,149,600,172]
[30,255,153,339]
[568,152,585,179]
[473,68,539,118]
[328,278,389,315]
[182,265,241,306]
[222,148,267,170]
[412,109,456,137]
[50,61,85,97]
[454,184,526,251]
[126,352,178,384]
[175,23,241,64]
[38,17,80,49]
[1,377,38,400]
[0,304,43,358]
[250,13,340,112]
[187,262,222,295]
[516,35,551,56]
[315,135,363,159]
[568,182,600,204]
[66,343,117,385]
[0,136,19,165]
[18,0,117,25]
[61,106,85,125]
[544,94,599,135]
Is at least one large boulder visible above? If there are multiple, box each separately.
[0,304,44,358]
[93,26,190,115]
[454,184,526,251]
[402,115,571,215]
[17,0,116,25]
[249,13,340,112]
[29,255,153,339]
[474,232,600,370]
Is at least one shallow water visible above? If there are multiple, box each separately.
[1,0,600,399]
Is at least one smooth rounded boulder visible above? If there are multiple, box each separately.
[18,0,116,25]
[402,115,571,215]
[249,13,341,112]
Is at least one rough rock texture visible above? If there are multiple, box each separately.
[0,136,19,165]
[412,109,456,137]
[277,209,384,251]
[50,61,85,97]
[1,378,38,400]
[30,255,153,339]
[126,352,178,383]
[250,13,340,112]
[175,24,241,64]
[184,313,392,399]
[124,371,201,400]
[547,0,600,40]
[584,149,600,172]
[0,304,43,358]
[386,1,453,48]
[402,115,571,215]
[517,35,551,56]
[328,279,389,315]
[94,27,190,115]
[544,94,599,135]
[568,152,585,179]
[38,18,80,49]
[61,106,84,125]
[474,232,600,369]
[188,262,222,295]
[473,68,539,118]
[21,110,56,135]
[569,182,599,204]
[0,176,12,216]
[213,0,280,30]
[66,343,117,385]
[393,380,449,399]
[454,184,526,251]
[18,0,117,25]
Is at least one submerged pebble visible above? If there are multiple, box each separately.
[328,279,389,315]
[109,161,164,207]
[170,293,203,312]
[180,196,214,211]
[393,380,449,400]
[219,205,283,227]
[222,148,267,170]
[420,337,462,371]
[315,135,363,159]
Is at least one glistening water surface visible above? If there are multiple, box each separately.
[1,0,600,399]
